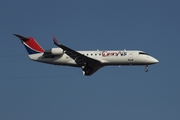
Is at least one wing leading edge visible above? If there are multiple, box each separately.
[53,37,102,76]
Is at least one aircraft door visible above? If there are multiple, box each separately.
[128,52,134,61]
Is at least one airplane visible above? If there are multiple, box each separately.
[14,34,159,76]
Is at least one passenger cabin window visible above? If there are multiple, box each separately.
[139,52,149,55]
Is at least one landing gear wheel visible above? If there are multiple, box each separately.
[145,65,148,72]
[82,63,92,75]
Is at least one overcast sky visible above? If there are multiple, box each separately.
[0,0,180,120]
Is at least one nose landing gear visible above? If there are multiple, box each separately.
[145,65,148,72]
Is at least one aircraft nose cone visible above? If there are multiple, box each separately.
[151,57,159,64]
[146,56,159,64]
[154,58,159,63]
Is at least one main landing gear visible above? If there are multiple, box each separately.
[82,63,92,75]
[145,65,148,72]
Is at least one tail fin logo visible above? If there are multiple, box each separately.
[22,37,44,54]
[14,34,44,54]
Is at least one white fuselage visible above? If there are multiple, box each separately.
[29,49,158,67]
[14,34,159,75]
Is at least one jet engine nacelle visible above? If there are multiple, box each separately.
[44,48,64,55]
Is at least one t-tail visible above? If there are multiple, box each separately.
[14,34,44,54]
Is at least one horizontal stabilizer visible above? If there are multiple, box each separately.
[13,34,29,42]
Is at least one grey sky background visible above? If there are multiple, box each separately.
[0,0,180,120]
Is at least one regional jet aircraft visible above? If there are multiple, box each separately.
[14,34,159,76]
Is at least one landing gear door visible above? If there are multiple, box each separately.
[128,52,134,61]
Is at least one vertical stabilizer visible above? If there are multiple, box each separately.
[14,34,44,54]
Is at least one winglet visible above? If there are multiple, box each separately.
[52,37,60,46]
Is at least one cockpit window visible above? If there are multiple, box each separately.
[139,52,149,55]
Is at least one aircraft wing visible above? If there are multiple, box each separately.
[53,37,102,76]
